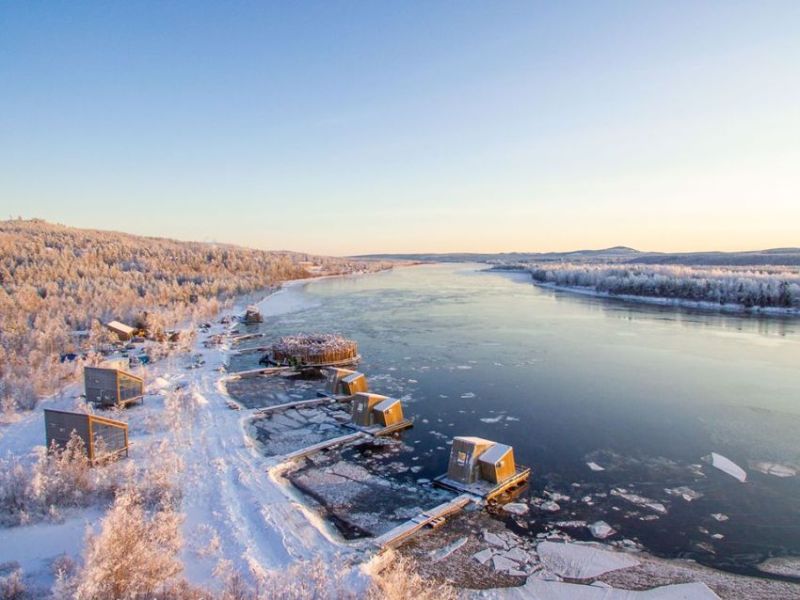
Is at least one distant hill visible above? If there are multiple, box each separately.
[628,249,800,266]
[354,246,643,263]
[357,246,800,266]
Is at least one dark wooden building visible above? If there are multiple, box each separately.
[44,409,129,462]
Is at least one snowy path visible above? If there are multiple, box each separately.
[172,321,354,589]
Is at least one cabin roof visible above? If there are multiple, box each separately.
[478,443,512,464]
[106,320,135,334]
[373,397,399,412]
[453,436,494,446]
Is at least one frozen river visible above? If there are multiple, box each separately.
[231,263,800,579]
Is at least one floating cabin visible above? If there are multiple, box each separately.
[349,392,412,435]
[84,362,144,407]
[434,436,530,499]
[325,368,368,399]
[105,320,136,341]
[44,409,129,463]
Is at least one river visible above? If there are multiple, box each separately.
[231,263,800,579]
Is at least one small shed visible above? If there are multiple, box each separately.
[447,436,496,484]
[84,365,144,407]
[44,409,129,462]
[341,372,368,396]
[478,443,516,484]
[351,392,388,426]
[326,368,368,398]
[106,320,136,341]
[372,397,405,428]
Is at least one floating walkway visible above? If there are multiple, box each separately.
[254,396,338,415]
[230,333,265,344]
[373,494,476,550]
[281,431,368,462]
[433,465,531,501]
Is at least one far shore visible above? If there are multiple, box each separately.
[487,267,800,317]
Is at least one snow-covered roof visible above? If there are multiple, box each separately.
[106,320,135,334]
[478,443,512,464]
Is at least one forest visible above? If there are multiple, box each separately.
[0,219,387,415]
[526,263,800,311]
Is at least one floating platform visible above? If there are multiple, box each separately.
[230,333,265,344]
[372,494,475,550]
[254,396,338,415]
[281,431,368,462]
[433,465,531,501]
[346,419,414,437]
[263,354,363,369]
[222,366,292,381]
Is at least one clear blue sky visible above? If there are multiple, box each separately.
[2,1,798,255]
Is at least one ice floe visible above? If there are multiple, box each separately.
[664,486,703,502]
[704,452,747,482]
[749,461,797,478]
[537,541,639,579]
[588,521,615,539]
[586,461,605,472]
[502,502,529,516]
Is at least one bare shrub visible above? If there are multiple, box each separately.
[0,563,26,600]
[366,551,457,600]
[0,432,107,527]
[74,487,183,600]
[216,557,356,600]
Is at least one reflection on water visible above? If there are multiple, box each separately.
[231,263,800,578]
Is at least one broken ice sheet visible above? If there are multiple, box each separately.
[704,452,747,482]
[749,461,797,478]
[586,461,605,472]
[664,486,703,502]
[588,520,615,539]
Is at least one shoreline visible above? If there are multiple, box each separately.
[488,268,800,317]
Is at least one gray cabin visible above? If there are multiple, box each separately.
[44,409,129,462]
[84,365,144,407]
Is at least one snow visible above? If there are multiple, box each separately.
[588,521,615,540]
[537,541,640,579]
[705,453,747,482]
[470,579,720,599]
[502,503,529,516]
[749,461,797,478]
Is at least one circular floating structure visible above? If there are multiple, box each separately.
[268,333,360,367]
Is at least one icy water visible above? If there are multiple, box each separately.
[231,263,800,579]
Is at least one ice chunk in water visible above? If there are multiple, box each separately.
[749,461,797,478]
[588,520,615,539]
[586,462,605,472]
[705,452,747,482]
[502,502,529,516]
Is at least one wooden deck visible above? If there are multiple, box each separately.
[433,466,531,500]
[372,494,476,550]
[254,396,336,415]
[281,432,368,462]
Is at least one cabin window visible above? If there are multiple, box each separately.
[457,451,467,465]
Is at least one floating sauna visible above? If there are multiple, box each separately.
[350,392,412,435]
[270,333,360,367]
[84,363,144,407]
[326,368,368,399]
[435,436,530,499]
[44,409,129,463]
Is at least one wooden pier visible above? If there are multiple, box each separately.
[254,396,337,415]
[221,366,291,381]
[281,432,368,462]
[230,333,265,344]
[372,494,476,550]
[433,465,531,501]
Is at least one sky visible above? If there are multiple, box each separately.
[1,1,799,256]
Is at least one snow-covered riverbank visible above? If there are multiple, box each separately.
[533,280,800,316]
[2,273,799,598]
